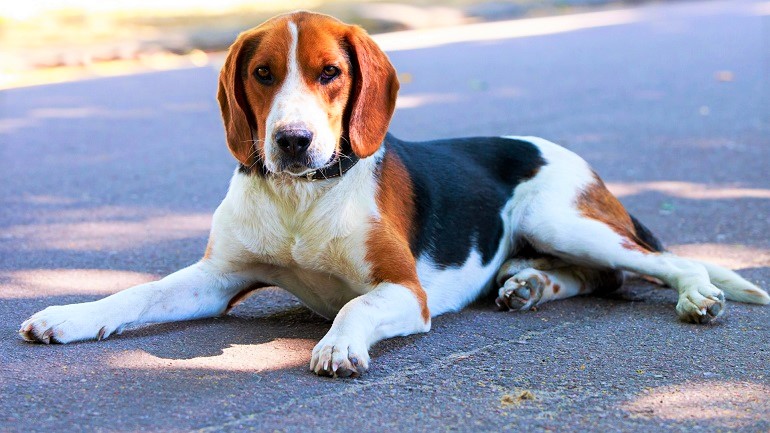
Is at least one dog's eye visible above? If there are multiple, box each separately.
[320,65,340,84]
[254,66,274,84]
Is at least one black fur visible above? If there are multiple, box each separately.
[630,214,665,253]
[384,133,546,269]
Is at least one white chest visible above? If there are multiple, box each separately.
[210,165,380,315]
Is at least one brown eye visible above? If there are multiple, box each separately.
[254,66,273,84]
[320,65,340,84]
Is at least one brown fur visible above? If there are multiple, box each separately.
[365,152,429,322]
[217,18,290,167]
[217,12,398,169]
[577,173,654,253]
[344,25,400,158]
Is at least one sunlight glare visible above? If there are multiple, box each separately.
[606,181,770,200]
[623,381,770,427]
[373,9,639,52]
[110,339,316,372]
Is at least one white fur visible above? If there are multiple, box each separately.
[210,154,382,318]
[263,21,338,175]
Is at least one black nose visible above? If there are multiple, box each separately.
[275,128,313,157]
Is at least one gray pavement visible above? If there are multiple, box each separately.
[1,1,769,431]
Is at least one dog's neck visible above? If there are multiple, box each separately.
[234,150,381,216]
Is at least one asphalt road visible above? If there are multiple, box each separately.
[1,1,769,432]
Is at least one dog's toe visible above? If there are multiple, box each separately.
[310,333,369,378]
[19,305,118,344]
[676,285,726,324]
[496,273,545,311]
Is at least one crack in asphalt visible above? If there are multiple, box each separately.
[195,320,577,432]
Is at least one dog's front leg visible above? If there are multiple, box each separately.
[19,262,261,344]
[310,282,431,378]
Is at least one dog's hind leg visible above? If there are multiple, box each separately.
[519,199,768,323]
[494,257,623,311]
[507,137,768,323]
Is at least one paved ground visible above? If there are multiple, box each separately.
[1,1,769,431]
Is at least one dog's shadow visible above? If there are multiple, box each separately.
[26,266,767,365]
[99,288,422,365]
[105,290,328,361]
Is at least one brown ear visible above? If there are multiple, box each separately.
[346,26,400,158]
[217,33,257,166]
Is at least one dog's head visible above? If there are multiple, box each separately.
[217,11,399,176]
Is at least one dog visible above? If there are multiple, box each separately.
[20,11,769,378]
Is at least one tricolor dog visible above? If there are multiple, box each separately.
[20,11,769,377]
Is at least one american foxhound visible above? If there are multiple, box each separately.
[20,11,769,378]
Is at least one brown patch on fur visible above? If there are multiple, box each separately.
[543,274,552,286]
[577,173,655,253]
[621,238,649,253]
[343,25,399,158]
[366,152,429,322]
[553,284,561,294]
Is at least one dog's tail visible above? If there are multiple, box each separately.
[696,260,770,304]
[629,214,769,304]
[630,214,665,253]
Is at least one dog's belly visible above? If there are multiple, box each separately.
[252,263,367,319]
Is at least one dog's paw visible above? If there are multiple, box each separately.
[676,284,726,324]
[19,304,119,344]
[496,271,546,311]
[310,332,369,378]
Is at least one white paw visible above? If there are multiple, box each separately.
[19,303,121,344]
[496,270,546,311]
[676,284,726,324]
[310,332,369,378]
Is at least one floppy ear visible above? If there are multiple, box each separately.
[345,26,400,158]
[217,33,257,166]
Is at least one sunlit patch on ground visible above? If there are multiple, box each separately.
[0,269,158,299]
[666,244,770,269]
[4,211,211,251]
[373,9,639,52]
[623,381,770,428]
[109,339,315,372]
[0,104,177,134]
[396,92,462,109]
[606,181,770,200]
